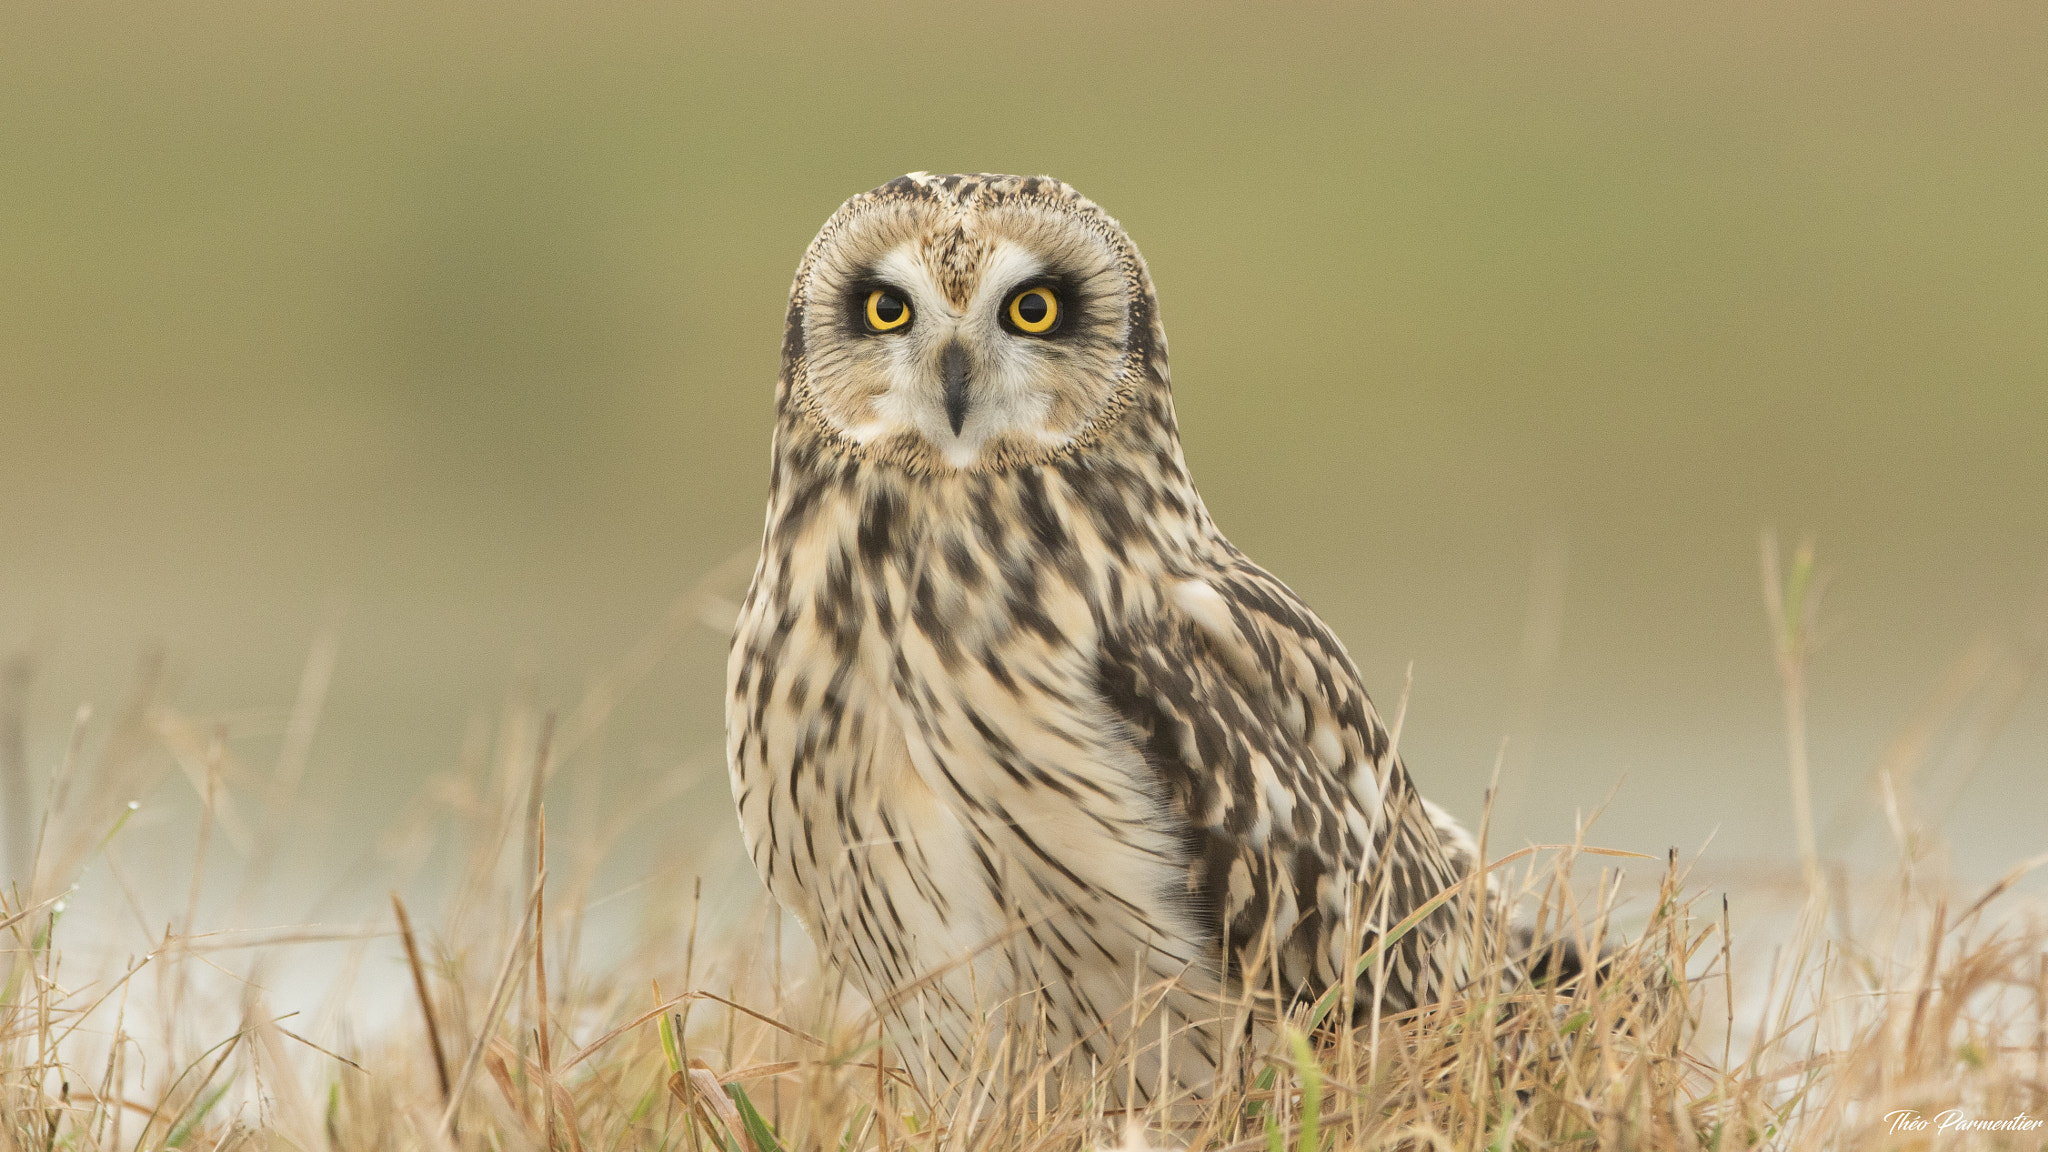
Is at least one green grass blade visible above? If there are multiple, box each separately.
[166,1080,232,1147]
[1288,1029,1323,1152]
[1244,1063,1278,1120]
[724,1083,786,1152]
[658,1011,681,1074]
[1489,1095,1513,1152]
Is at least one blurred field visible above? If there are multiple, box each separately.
[2,3,2047,1145]
[4,591,2045,1149]
[4,1,2047,880]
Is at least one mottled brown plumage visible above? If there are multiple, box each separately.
[726,173,1505,1101]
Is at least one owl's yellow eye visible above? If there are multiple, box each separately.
[1006,286,1059,334]
[864,289,911,332]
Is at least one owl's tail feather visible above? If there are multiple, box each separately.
[1511,923,1612,991]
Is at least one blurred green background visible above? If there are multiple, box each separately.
[3,0,2044,899]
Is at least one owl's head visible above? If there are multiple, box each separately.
[778,173,1168,473]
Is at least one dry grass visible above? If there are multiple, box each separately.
[4,547,2046,1151]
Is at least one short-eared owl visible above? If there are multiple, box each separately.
[727,173,1509,1100]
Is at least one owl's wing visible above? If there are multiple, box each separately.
[1096,553,1479,1013]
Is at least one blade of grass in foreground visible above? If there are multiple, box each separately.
[725,1083,787,1152]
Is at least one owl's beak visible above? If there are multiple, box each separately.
[940,340,971,436]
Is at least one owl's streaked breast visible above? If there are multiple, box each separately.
[726,467,1226,1091]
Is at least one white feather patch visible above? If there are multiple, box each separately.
[1168,579,1269,703]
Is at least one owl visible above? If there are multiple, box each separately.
[727,173,1519,1104]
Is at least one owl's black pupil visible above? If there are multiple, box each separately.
[873,294,904,323]
[1016,292,1048,325]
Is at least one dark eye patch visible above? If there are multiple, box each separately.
[843,275,911,337]
[1000,271,1090,340]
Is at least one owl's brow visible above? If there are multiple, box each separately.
[869,247,946,305]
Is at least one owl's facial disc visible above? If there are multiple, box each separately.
[798,200,1134,471]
